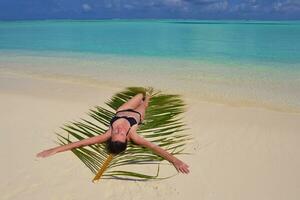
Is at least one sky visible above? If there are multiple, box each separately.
[0,0,300,20]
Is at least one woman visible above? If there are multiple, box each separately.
[37,92,190,174]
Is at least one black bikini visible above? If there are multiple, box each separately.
[110,109,142,135]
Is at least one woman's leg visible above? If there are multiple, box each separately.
[117,93,144,111]
[133,95,150,122]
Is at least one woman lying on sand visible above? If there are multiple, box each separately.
[37,92,190,174]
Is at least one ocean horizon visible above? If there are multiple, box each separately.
[0,20,299,112]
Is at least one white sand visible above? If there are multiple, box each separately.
[1,72,300,200]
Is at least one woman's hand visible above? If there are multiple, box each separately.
[131,133,190,174]
[36,148,58,158]
[172,159,190,174]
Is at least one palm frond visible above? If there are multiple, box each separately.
[56,87,191,181]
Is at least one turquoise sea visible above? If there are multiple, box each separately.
[0,20,300,112]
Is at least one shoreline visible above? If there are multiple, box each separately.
[1,65,299,114]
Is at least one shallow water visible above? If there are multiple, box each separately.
[0,20,299,112]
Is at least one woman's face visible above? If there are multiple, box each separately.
[111,125,127,142]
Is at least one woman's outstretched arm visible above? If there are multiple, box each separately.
[130,132,190,174]
[36,129,111,158]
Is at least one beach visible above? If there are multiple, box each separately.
[1,20,300,200]
[1,71,300,200]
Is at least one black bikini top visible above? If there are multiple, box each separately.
[109,109,142,131]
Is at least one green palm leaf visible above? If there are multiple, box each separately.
[56,87,191,181]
